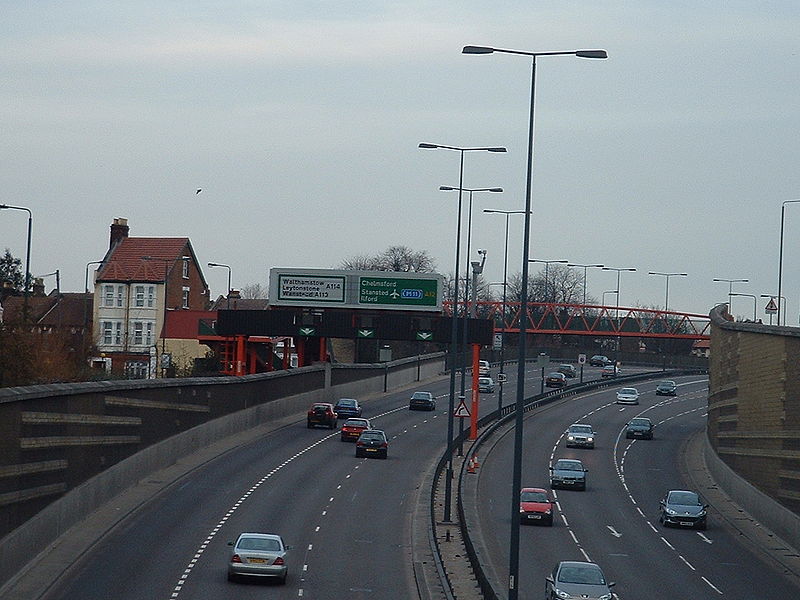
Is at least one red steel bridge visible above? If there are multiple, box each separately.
[446,301,711,340]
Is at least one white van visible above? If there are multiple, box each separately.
[478,360,490,376]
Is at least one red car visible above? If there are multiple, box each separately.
[519,487,555,526]
[340,418,372,442]
[307,403,338,429]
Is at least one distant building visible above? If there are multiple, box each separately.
[90,218,210,378]
[691,338,710,358]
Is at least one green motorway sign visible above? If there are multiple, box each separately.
[359,277,439,307]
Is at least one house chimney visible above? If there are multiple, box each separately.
[32,277,46,297]
[109,218,129,249]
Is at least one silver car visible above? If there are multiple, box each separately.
[549,458,588,491]
[228,532,288,584]
[616,387,640,404]
[546,561,615,600]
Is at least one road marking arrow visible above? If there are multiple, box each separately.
[606,525,622,538]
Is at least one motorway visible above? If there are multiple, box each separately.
[37,361,576,600]
[474,376,800,599]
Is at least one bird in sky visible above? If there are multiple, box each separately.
[196,188,202,194]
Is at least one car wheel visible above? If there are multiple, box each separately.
[279,573,287,585]
[697,521,707,531]
[227,573,237,582]
[307,421,313,428]
[380,452,388,460]
[340,436,347,442]
[355,449,363,458]
[545,515,554,526]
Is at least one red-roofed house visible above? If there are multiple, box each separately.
[90,218,210,377]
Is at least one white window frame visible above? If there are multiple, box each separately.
[147,285,155,307]
[145,321,153,345]
[182,287,190,309]
[135,285,145,307]
[116,285,125,307]
[102,321,113,344]
[182,260,189,279]
[114,321,122,345]
[133,321,143,346]
[104,285,114,307]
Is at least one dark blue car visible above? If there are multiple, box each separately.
[333,398,362,418]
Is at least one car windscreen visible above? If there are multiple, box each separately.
[555,461,582,471]
[238,537,281,552]
[337,399,356,406]
[629,419,650,426]
[313,405,328,413]
[669,492,700,505]
[569,426,592,434]
[520,491,549,503]
[620,388,637,394]
[344,419,367,427]
[412,392,431,399]
[558,565,605,585]
[359,432,384,441]
[660,381,676,386]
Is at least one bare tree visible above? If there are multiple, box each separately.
[505,265,584,304]
[240,283,267,299]
[340,246,437,273]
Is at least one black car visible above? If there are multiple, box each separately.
[557,364,577,378]
[625,417,654,439]
[409,391,436,411]
[659,490,708,529]
[656,380,678,396]
[355,429,388,459]
[589,354,610,367]
[333,398,362,418]
[545,372,568,388]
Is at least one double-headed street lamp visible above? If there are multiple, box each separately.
[731,293,757,321]
[484,209,528,415]
[713,277,749,311]
[0,204,32,319]
[529,259,568,302]
[418,142,506,524]
[602,290,617,305]
[463,43,607,600]
[648,271,687,311]
[208,262,233,309]
[440,186,503,405]
[777,199,800,325]
[602,266,636,309]
[568,263,604,306]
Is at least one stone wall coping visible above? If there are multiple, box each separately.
[710,303,800,337]
[0,352,446,404]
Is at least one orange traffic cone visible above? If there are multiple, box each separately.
[467,456,476,474]
[472,454,481,469]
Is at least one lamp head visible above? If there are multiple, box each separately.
[463,46,494,54]
[418,142,438,149]
[576,50,608,59]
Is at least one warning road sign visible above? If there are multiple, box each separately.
[454,400,471,418]
[764,297,778,314]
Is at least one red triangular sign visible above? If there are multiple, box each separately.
[454,400,471,418]
[765,298,778,312]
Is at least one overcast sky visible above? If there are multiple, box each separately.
[2,1,799,321]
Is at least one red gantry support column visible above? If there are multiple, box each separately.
[470,343,480,440]
[236,335,246,376]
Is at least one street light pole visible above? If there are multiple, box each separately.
[778,200,800,325]
[568,263,604,306]
[463,43,607,600]
[648,271,687,311]
[485,209,527,416]
[602,290,617,305]
[713,277,749,312]
[602,266,636,361]
[731,293,758,321]
[0,204,32,320]
[419,142,506,523]
[441,186,503,404]
[208,262,233,309]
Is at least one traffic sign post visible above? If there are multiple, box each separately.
[455,396,469,457]
[538,353,549,394]
[578,353,586,383]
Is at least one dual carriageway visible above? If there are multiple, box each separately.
[16,363,799,600]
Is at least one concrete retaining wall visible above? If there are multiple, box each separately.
[0,353,445,589]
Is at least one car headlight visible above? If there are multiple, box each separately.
[555,589,573,599]
[666,508,677,515]
[567,436,575,441]
[587,437,594,442]
[519,506,525,513]
[698,509,707,516]
[544,508,552,514]
[599,594,613,600]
